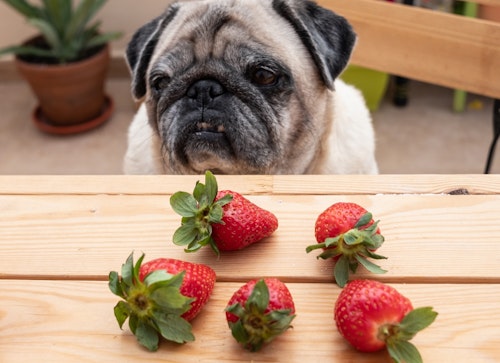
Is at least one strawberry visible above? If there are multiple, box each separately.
[306,202,387,287]
[334,280,438,362]
[225,278,296,352]
[108,252,216,351]
[170,170,278,256]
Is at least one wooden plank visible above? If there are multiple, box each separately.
[0,280,498,362]
[1,193,500,282]
[319,0,500,99]
[2,175,500,195]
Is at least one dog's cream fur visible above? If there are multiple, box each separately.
[124,79,377,175]
[123,0,378,175]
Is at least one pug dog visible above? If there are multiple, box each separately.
[124,0,378,175]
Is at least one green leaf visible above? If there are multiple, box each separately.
[86,31,122,48]
[215,193,233,207]
[323,235,341,248]
[129,313,138,334]
[133,253,146,284]
[229,319,249,343]
[143,269,176,287]
[225,303,246,318]
[153,313,195,344]
[170,192,198,217]
[387,340,423,363]
[113,301,130,329]
[204,171,218,204]
[28,18,61,51]
[208,203,223,224]
[364,249,388,260]
[42,0,71,37]
[2,0,43,18]
[354,212,373,228]
[108,271,123,297]
[343,230,362,245]
[246,280,270,312]
[334,255,350,287]
[192,181,206,203]
[65,0,100,43]
[121,252,135,287]
[172,223,198,246]
[398,307,438,339]
[135,319,160,352]
[354,254,387,274]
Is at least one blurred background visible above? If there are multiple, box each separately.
[0,0,498,174]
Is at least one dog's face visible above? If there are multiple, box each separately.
[126,0,356,174]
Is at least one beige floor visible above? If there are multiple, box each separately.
[0,76,498,175]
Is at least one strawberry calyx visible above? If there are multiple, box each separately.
[225,279,296,352]
[380,307,438,363]
[108,252,195,351]
[170,170,232,257]
[306,212,387,287]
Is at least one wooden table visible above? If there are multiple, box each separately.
[1,175,499,362]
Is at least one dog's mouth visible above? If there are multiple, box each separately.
[194,122,226,140]
[179,118,235,172]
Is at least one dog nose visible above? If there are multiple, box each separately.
[187,79,225,104]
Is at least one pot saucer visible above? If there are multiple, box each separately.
[32,95,114,135]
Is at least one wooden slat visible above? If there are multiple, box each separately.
[1,175,500,195]
[319,0,500,99]
[2,193,500,282]
[1,280,498,363]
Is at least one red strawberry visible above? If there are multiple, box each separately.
[225,278,296,352]
[306,202,386,287]
[108,252,216,351]
[211,190,278,251]
[334,280,438,362]
[138,257,216,321]
[170,171,278,256]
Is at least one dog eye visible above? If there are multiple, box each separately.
[251,67,278,86]
[151,76,171,92]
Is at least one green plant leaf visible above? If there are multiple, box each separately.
[153,312,195,344]
[108,271,123,297]
[387,340,423,363]
[246,280,270,312]
[28,18,61,51]
[204,170,218,204]
[113,301,130,329]
[2,0,42,18]
[170,192,198,217]
[42,0,71,36]
[334,255,350,287]
[65,0,100,42]
[86,31,122,48]
[121,252,135,287]
[172,222,198,246]
[398,307,438,339]
[354,254,387,274]
[0,45,54,58]
[135,319,160,351]
[354,212,373,228]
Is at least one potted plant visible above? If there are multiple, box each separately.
[0,0,122,134]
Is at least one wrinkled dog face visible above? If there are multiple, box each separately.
[126,0,355,174]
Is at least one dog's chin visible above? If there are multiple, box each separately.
[182,131,239,174]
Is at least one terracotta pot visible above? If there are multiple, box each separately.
[479,5,500,22]
[15,37,111,127]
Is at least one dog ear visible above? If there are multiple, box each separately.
[126,5,179,100]
[273,0,356,90]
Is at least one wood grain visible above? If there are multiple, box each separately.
[318,0,500,99]
[2,175,500,195]
[1,280,499,363]
[1,190,500,282]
